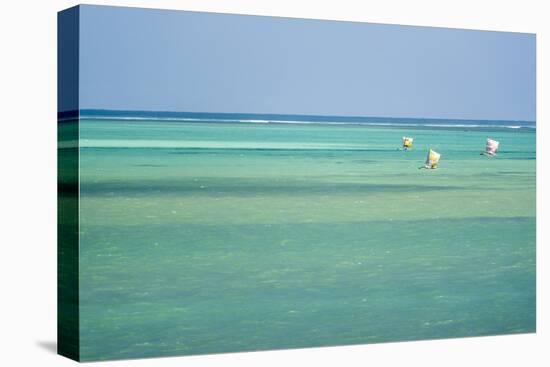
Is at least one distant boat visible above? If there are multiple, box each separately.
[402,136,414,150]
[483,138,500,156]
[423,148,441,169]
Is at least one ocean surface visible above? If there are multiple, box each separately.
[66,114,535,360]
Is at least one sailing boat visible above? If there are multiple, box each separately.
[483,138,500,156]
[402,136,413,150]
[423,148,441,169]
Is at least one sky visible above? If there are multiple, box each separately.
[77,5,536,121]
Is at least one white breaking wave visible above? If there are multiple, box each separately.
[77,139,369,150]
[79,115,535,129]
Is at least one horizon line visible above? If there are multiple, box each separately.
[60,108,536,124]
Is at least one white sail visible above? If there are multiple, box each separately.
[485,138,500,155]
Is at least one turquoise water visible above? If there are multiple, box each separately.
[75,119,535,361]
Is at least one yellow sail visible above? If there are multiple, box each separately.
[402,136,413,149]
[425,148,441,169]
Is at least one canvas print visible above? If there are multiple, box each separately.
[58,5,536,362]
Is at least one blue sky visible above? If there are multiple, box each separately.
[78,5,536,121]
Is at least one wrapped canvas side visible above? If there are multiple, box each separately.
[57,6,80,361]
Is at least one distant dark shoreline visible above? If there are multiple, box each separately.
[58,109,536,130]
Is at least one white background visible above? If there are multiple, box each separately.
[0,0,547,366]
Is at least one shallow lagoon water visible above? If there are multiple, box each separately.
[76,119,535,360]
